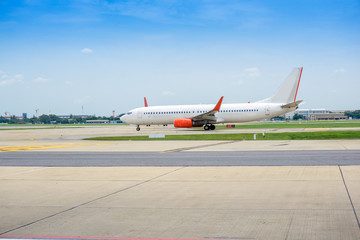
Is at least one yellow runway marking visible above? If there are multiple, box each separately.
[0,143,112,152]
[305,128,331,131]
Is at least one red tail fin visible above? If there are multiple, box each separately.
[144,97,148,107]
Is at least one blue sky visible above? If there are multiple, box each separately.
[1,0,359,116]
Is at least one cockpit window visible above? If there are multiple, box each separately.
[126,112,132,115]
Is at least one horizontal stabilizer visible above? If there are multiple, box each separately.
[281,100,303,109]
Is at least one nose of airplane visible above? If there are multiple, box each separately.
[120,115,126,122]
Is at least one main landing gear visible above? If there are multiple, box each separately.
[136,125,140,131]
[204,124,215,131]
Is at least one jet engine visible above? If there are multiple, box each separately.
[174,118,192,128]
[174,118,203,128]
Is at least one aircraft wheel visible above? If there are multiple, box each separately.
[210,125,215,130]
[136,126,140,131]
[204,125,210,131]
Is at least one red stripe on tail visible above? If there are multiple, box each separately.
[294,67,303,102]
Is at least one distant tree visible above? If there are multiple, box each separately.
[28,116,40,124]
[9,119,19,124]
[0,117,8,123]
[58,118,69,124]
[271,116,285,121]
[345,110,360,119]
[39,114,50,124]
[293,114,306,120]
[75,117,85,124]
[49,114,60,122]
[2,113,123,124]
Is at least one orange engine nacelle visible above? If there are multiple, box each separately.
[174,118,194,128]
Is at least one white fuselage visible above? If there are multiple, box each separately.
[120,102,295,125]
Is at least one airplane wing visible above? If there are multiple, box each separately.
[192,96,223,124]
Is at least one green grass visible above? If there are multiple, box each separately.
[208,120,360,129]
[84,130,360,141]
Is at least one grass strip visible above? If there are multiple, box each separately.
[213,121,360,129]
[84,130,360,141]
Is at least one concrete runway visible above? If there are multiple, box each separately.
[1,166,360,240]
[1,125,360,240]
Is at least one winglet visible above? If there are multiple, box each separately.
[144,97,148,107]
[212,96,224,111]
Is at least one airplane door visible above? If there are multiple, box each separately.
[265,106,270,116]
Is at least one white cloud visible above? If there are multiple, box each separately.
[162,90,174,96]
[65,81,73,85]
[81,48,93,53]
[244,67,261,78]
[14,74,23,79]
[1,70,9,79]
[0,79,22,86]
[33,77,50,83]
[335,68,346,73]
[0,72,24,86]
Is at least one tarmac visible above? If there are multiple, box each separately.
[1,150,360,166]
[0,125,360,239]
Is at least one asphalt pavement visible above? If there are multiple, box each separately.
[0,150,359,166]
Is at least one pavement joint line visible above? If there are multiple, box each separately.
[160,141,237,153]
[284,212,294,240]
[0,166,186,235]
[338,165,360,230]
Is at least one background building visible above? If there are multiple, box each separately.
[296,109,330,119]
[310,113,347,121]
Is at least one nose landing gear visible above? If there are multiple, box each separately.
[136,125,140,131]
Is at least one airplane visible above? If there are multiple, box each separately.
[120,67,303,131]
